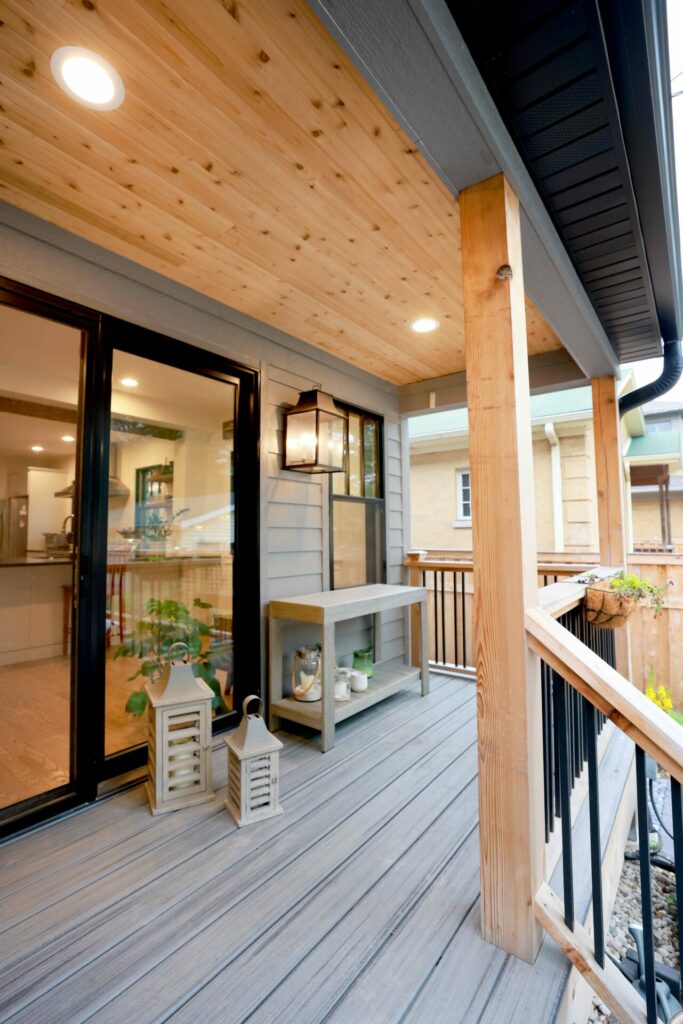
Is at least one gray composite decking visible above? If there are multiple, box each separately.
[0,675,630,1024]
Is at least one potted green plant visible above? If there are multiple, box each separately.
[141,506,189,557]
[116,596,229,716]
[582,570,670,628]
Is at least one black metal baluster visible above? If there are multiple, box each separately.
[461,574,467,667]
[583,697,604,967]
[444,573,448,667]
[453,572,459,668]
[671,777,683,1002]
[542,662,552,842]
[636,747,658,1024]
[553,670,574,929]
[433,570,439,665]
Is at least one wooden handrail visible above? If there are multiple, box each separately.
[526,606,683,784]
[403,556,593,577]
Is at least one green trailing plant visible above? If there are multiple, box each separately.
[116,596,228,717]
[143,507,189,542]
[583,570,670,617]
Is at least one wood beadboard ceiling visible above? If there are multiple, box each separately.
[0,0,563,385]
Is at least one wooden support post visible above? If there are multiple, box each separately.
[409,563,422,668]
[591,376,631,680]
[461,173,544,963]
[592,377,626,566]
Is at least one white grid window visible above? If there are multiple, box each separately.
[456,468,472,522]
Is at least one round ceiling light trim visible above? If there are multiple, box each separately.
[120,377,139,388]
[410,317,440,334]
[50,46,125,111]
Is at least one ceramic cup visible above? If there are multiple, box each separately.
[350,670,368,693]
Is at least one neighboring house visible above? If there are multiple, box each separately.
[627,399,683,551]
[409,387,599,553]
[410,383,683,554]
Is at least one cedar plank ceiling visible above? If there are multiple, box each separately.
[0,0,562,385]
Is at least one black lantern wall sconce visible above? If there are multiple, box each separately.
[283,388,346,473]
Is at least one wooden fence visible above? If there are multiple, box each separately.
[628,552,683,704]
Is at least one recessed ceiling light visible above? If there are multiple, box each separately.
[50,46,125,111]
[120,377,139,388]
[61,435,76,443]
[31,445,44,453]
[410,317,440,334]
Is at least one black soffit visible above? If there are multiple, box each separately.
[449,0,683,364]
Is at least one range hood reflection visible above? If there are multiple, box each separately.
[54,477,130,498]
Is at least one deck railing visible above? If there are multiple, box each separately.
[528,582,683,1024]
[404,552,592,677]
[540,602,613,845]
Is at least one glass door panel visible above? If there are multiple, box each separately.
[105,351,236,756]
[0,304,82,812]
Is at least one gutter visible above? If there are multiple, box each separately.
[544,422,564,553]
[619,340,683,417]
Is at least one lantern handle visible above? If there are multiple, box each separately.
[168,642,190,663]
[242,694,263,718]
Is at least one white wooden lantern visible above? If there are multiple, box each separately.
[225,695,283,827]
[145,643,214,815]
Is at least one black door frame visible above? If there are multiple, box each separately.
[0,278,261,836]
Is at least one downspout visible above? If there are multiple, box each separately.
[618,339,683,416]
[544,422,564,552]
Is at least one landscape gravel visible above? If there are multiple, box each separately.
[585,854,679,1022]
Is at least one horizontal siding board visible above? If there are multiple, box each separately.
[268,574,323,600]
[268,551,321,580]
[268,527,323,553]
[269,504,322,530]
[265,478,322,507]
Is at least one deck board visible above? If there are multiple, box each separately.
[0,677,630,1023]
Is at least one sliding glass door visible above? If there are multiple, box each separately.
[0,279,260,834]
[0,304,83,812]
[104,350,238,757]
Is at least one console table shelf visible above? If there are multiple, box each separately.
[268,584,428,751]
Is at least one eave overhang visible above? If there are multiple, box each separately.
[450,0,683,362]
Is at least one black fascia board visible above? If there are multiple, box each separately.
[599,0,683,343]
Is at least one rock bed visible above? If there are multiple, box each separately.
[606,860,678,972]
[585,856,679,1022]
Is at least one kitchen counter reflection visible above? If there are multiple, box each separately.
[0,555,74,568]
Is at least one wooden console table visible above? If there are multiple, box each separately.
[268,583,428,752]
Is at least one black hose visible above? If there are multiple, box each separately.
[619,339,683,417]
[650,778,674,841]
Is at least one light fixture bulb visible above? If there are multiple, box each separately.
[410,317,440,334]
[31,445,44,452]
[50,46,125,110]
[61,434,75,443]
[120,377,139,388]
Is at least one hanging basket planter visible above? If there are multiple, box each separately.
[583,581,638,628]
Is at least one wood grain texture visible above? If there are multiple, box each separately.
[0,1,563,384]
[461,172,544,962]
[534,883,647,1024]
[592,377,626,567]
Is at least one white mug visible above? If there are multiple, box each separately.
[350,670,368,692]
